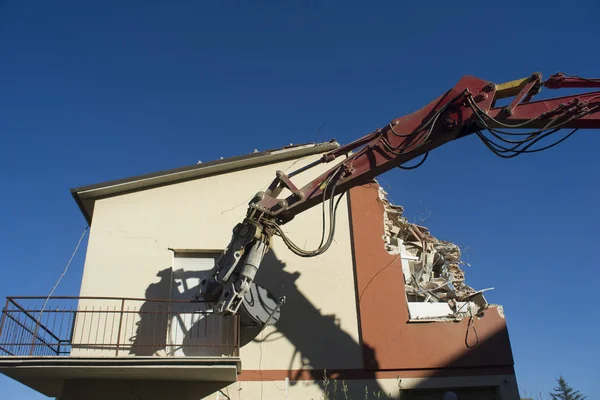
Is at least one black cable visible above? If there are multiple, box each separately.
[277,185,343,257]
[219,391,231,400]
[317,174,332,250]
[270,167,346,257]
[381,110,439,157]
[388,98,448,140]
[515,128,579,153]
[467,96,544,128]
[467,97,579,138]
[388,107,441,138]
[474,127,579,158]
[472,110,576,155]
[479,127,561,153]
[381,124,431,156]
[397,152,429,170]
[389,123,421,138]
[465,310,480,349]
[315,171,343,252]
[465,94,588,158]
[556,72,600,84]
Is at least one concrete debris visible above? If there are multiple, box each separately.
[378,185,484,310]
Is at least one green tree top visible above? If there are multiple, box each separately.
[550,376,586,400]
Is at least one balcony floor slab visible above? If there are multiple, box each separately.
[0,356,240,397]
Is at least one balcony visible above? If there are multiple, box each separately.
[0,296,241,398]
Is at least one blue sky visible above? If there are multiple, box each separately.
[1,1,598,398]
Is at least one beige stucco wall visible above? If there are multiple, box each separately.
[75,153,363,369]
[218,375,520,400]
[59,374,520,400]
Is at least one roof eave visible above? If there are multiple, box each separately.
[71,141,340,223]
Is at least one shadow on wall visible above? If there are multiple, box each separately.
[129,267,176,356]
[128,251,515,399]
[128,251,387,396]
[129,267,234,358]
[245,250,385,396]
[245,250,517,399]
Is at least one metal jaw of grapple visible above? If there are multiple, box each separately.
[198,220,269,316]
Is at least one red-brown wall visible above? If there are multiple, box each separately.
[348,182,515,372]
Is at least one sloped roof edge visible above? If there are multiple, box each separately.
[71,140,340,224]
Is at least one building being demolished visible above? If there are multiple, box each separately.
[378,185,497,321]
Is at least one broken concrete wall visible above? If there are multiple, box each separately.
[378,184,495,321]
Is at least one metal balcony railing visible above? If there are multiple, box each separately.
[0,297,240,358]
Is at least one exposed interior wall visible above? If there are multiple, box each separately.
[76,153,362,369]
[378,185,491,321]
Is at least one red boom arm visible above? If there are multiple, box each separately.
[251,72,600,224]
[206,71,600,316]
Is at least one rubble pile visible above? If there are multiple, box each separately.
[378,186,477,303]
